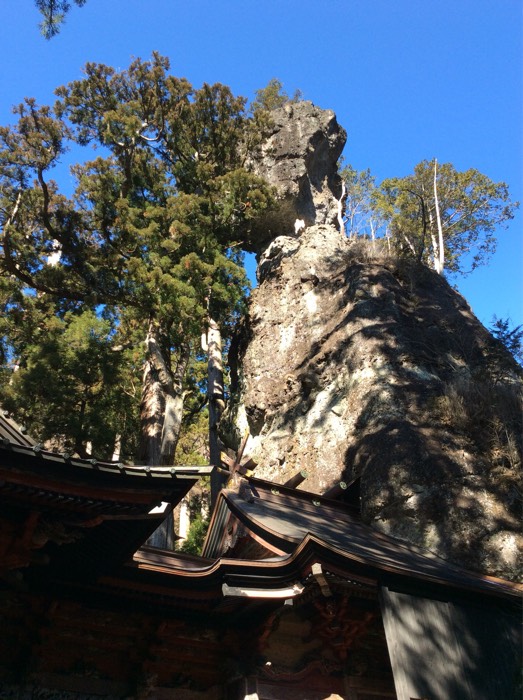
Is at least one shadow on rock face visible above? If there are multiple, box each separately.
[223,229,523,580]
[222,101,523,581]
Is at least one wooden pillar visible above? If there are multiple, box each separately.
[177,497,190,543]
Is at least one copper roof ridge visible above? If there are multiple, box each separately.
[0,439,213,479]
[244,474,360,508]
[121,525,523,603]
[132,545,301,579]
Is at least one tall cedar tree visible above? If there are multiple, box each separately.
[0,54,274,463]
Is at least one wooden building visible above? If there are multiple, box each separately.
[0,411,521,700]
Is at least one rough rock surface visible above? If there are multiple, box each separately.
[222,102,523,581]
[243,101,346,255]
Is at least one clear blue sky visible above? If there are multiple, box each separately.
[1,0,521,327]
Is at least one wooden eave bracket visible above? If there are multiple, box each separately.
[312,562,333,597]
[222,581,304,599]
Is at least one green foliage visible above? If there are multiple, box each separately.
[2,308,139,457]
[342,160,518,276]
[179,511,209,555]
[375,160,518,274]
[341,165,388,240]
[175,411,209,465]
[490,316,523,365]
[0,54,275,459]
[35,0,87,39]
[251,78,303,113]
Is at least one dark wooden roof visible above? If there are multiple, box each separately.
[79,465,521,612]
[0,409,36,446]
[202,476,523,603]
[86,534,377,620]
[0,411,213,575]
[1,411,519,698]
[1,405,519,608]
[0,437,211,508]
[0,411,212,506]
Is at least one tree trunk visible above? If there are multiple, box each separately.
[160,341,190,466]
[427,206,441,274]
[139,345,164,466]
[433,158,445,275]
[177,497,190,544]
[139,324,189,466]
[111,434,121,462]
[204,317,226,504]
[160,391,185,465]
[140,324,189,549]
[74,397,88,458]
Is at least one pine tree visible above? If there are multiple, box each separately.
[35,0,87,39]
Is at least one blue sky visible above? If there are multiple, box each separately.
[1,0,521,327]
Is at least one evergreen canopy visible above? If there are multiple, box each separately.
[343,160,517,276]
[0,54,275,460]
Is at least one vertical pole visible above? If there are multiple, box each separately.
[207,317,226,505]
[178,497,190,544]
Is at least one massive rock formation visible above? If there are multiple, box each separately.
[241,101,346,256]
[222,101,522,581]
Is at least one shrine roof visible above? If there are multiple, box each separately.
[199,476,523,603]
[0,410,213,574]
[0,409,36,446]
[0,410,212,506]
[17,473,520,616]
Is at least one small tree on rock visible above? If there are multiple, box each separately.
[376,160,518,275]
[251,78,303,113]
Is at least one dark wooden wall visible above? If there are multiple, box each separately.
[380,587,521,700]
